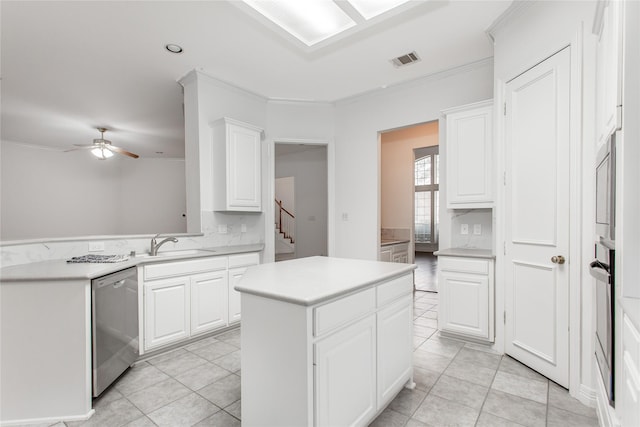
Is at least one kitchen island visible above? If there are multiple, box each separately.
[235,256,416,427]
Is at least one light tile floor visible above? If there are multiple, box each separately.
[38,293,598,427]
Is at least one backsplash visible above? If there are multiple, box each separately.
[0,211,264,268]
[381,228,411,241]
[450,208,493,250]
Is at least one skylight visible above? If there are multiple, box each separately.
[241,0,412,47]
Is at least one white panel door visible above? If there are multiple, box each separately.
[504,48,570,387]
[145,277,190,350]
[191,271,228,336]
[377,294,413,409]
[315,314,376,427]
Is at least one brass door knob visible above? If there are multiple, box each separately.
[551,255,566,264]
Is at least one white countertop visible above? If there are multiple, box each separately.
[0,244,264,282]
[433,248,495,259]
[235,256,416,306]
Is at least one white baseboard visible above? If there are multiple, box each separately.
[578,383,598,408]
[0,409,94,427]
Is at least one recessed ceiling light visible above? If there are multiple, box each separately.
[165,44,183,54]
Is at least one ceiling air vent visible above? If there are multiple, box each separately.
[391,51,420,67]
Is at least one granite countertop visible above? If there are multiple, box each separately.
[0,244,264,282]
[380,239,410,247]
[236,256,416,306]
[433,248,495,259]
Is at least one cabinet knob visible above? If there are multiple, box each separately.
[551,255,566,264]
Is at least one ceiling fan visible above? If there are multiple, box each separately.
[67,127,139,159]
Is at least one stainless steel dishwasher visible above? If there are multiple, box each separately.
[92,267,139,397]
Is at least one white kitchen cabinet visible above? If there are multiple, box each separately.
[621,313,640,427]
[228,252,260,324]
[594,0,623,147]
[190,271,228,336]
[142,253,260,352]
[437,256,494,342]
[145,276,191,350]
[211,117,262,212]
[380,242,409,263]
[443,100,493,208]
[239,258,415,427]
[377,293,413,408]
[315,314,377,427]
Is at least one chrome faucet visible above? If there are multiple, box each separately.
[150,233,178,256]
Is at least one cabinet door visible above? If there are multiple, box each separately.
[315,314,376,427]
[438,270,490,341]
[191,271,228,336]
[595,0,622,146]
[377,294,413,409]
[445,102,493,208]
[145,277,190,350]
[379,247,392,262]
[227,122,261,211]
[228,267,248,324]
[622,314,640,427]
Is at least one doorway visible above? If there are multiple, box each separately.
[273,143,328,261]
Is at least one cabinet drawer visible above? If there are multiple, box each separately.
[439,257,489,275]
[228,252,259,268]
[145,257,227,280]
[314,288,375,337]
[377,274,413,307]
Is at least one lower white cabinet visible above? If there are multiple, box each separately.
[240,270,414,427]
[621,313,640,427]
[315,314,377,427]
[145,276,191,350]
[228,253,260,324]
[379,242,409,263]
[143,252,259,352]
[437,256,494,342]
[190,271,228,336]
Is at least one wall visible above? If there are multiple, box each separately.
[0,141,186,240]
[334,61,494,260]
[490,0,598,404]
[380,121,439,257]
[275,176,295,215]
[275,146,328,258]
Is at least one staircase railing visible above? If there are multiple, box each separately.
[275,199,295,244]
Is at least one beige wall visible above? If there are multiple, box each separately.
[380,121,439,237]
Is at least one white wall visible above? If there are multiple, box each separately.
[275,176,295,215]
[275,146,328,258]
[334,62,494,260]
[0,141,186,240]
[490,0,598,404]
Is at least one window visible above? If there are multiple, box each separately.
[414,146,439,244]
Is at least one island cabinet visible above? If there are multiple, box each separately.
[237,256,416,427]
[443,100,493,208]
[436,251,495,343]
[211,117,262,212]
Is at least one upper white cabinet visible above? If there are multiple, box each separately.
[211,117,262,212]
[594,0,623,147]
[443,100,493,208]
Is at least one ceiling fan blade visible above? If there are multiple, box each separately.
[109,145,139,159]
[64,145,94,152]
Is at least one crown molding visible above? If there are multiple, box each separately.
[485,0,535,43]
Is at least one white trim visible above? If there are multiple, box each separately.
[0,410,95,427]
[485,1,535,42]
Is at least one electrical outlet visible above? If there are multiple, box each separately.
[473,224,482,235]
[218,224,227,234]
[88,241,105,252]
[342,213,349,221]
[460,224,469,235]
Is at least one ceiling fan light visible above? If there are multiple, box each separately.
[91,146,114,160]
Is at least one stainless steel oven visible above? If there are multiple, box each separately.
[590,132,616,407]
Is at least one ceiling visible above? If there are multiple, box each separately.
[0,1,512,159]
